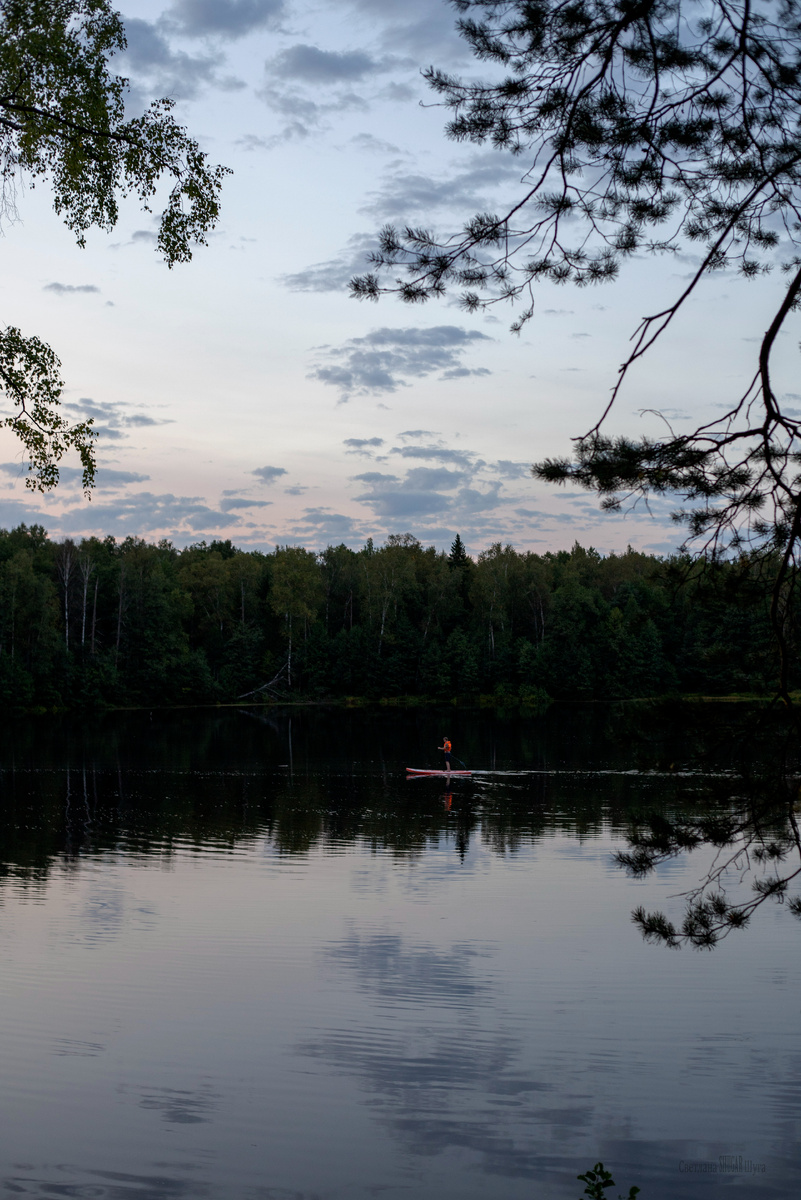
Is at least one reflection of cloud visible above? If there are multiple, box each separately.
[294,930,589,1176]
[326,932,489,1002]
[139,1085,218,1125]
[310,325,492,400]
[81,886,125,946]
[52,1038,105,1057]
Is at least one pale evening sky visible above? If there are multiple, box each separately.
[0,0,796,557]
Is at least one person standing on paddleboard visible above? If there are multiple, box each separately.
[438,737,452,771]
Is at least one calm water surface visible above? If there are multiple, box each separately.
[0,706,798,1199]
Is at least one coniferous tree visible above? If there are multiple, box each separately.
[352,0,801,695]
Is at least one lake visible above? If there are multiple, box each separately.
[0,705,798,1199]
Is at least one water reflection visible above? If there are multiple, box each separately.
[0,706,799,1200]
[138,1086,219,1126]
[298,930,566,1177]
[0,706,712,889]
[325,931,492,1004]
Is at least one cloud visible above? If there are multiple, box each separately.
[344,433,535,536]
[361,151,524,220]
[256,81,367,142]
[441,365,491,379]
[44,282,100,296]
[353,466,501,520]
[166,0,285,38]
[345,0,467,60]
[344,437,385,455]
[63,398,174,442]
[219,497,273,511]
[0,463,149,487]
[119,18,231,100]
[286,507,368,546]
[252,465,288,484]
[309,325,492,400]
[390,445,478,467]
[279,233,378,293]
[53,491,240,537]
[269,44,404,84]
[258,34,413,143]
[0,496,50,528]
[353,470,397,485]
[348,132,402,154]
[493,460,532,479]
[234,133,265,152]
[110,227,159,253]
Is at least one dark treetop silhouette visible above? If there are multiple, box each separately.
[353,0,801,643]
[351,0,801,945]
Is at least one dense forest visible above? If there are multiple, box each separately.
[0,524,784,710]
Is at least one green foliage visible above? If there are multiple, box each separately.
[0,328,95,491]
[354,0,799,309]
[352,0,801,635]
[578,1161,640,1200]
[0,0,228,488]
[0,527,790,712]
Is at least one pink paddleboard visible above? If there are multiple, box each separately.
[405,768,472,776]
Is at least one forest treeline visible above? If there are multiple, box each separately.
[0,524,783,710]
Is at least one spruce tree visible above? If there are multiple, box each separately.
[448,534,468,570]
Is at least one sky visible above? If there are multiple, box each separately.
[0,0,798,558]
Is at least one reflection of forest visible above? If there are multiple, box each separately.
[0,703,787,886]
